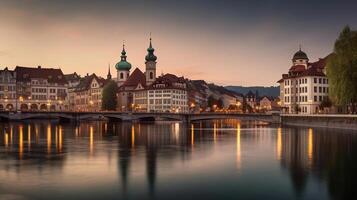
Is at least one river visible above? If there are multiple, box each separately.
[0,119,356,200]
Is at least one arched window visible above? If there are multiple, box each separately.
[150,72,153,79]
[120,73,124,79]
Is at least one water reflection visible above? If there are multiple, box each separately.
[0,120,356,200]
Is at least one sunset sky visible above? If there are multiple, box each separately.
[0,0,357,86]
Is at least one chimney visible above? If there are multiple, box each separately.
[38,66,41,69]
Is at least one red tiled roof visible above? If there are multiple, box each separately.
[147,73,186,90]
[120,68,146,88]
[15,66,68,84]
[289,65,306,72]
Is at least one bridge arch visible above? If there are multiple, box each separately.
[30,104,38,111]
[20,104,28,111]
[40,104,47,111]
[6,104,14,111]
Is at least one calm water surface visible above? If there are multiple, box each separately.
[0,119,356,200]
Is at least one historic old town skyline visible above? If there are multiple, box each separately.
[1,0,357,86]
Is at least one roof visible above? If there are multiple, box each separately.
[289,65,306,73]
[279,54,330,81]
[120,68,146,89]
[74,73,106,92]
[15,66,68,84]
[64,72,81,82]
[148,73,186,90]
[293,50,308,60]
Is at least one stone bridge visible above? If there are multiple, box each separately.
[0,111,280,123]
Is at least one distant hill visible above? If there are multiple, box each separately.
[225,86,280,98]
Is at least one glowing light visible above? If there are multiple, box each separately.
[4,132,9,147]
[131,125,135,147]
[59,125,63,153]
[19,125,23,159]
[236,122,241,170]
[277,128,282,160]
[89,126,94,154]
[308,128,313,162]
[47,124,51,153]
[28,124,31,150]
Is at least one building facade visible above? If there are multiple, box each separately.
[64,72,81,111]
[278,49,330,114]
[71,73,107,111]
[0,66,69,111]
[116,38,189,113]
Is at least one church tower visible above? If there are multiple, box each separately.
[292,46,309,68]
[145,37,157,85]
[115,44,132,86]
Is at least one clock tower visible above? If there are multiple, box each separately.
[145,37,157,85]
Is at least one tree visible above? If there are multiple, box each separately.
[320,97,332,110]
[326,26,357,113]
[102,81,118,111]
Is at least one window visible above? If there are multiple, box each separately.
[319,96,322,102]
[314,78,317,83]
[150,72,154,79]
[319,78,322,84]
[120,73,124,79]
[314,86,317,93]
[314,96,317,102]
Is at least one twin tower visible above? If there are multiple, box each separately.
[114,38,157,86]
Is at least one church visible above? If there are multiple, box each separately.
[115,38,189,113]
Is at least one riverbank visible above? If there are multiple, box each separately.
[281,114,357,130]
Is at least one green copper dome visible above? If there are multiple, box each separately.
[145,38,157,62]
[115,45,132,71]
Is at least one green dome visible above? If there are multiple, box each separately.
[115,45,132,71]
[115,61,132,71]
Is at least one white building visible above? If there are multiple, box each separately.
[278,49,331,114]
[116,38,189,113]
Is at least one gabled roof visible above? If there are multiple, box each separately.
[74,73,106,92]
[64,72,81,82]
[15,66,68,84]
[120,68,146,88]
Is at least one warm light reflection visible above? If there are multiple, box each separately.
[191,124,194,147]
[277,128,282,160]
[131,125,135,148]
[174,122,179,141]
[47,124,52,153]
[308,128,313,162]
[59,125,63,153]
[19,125,24,159]
[213,122,217,143]
[89,126,94,155]
[236,122,241,170]
[35,125,39,144]
[4,132,9,147]
[28,124,31,150]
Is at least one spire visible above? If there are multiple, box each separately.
[299,44,302,51]
[107,63,112,80]
[145,35,157,62]
[121,41,127,61]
